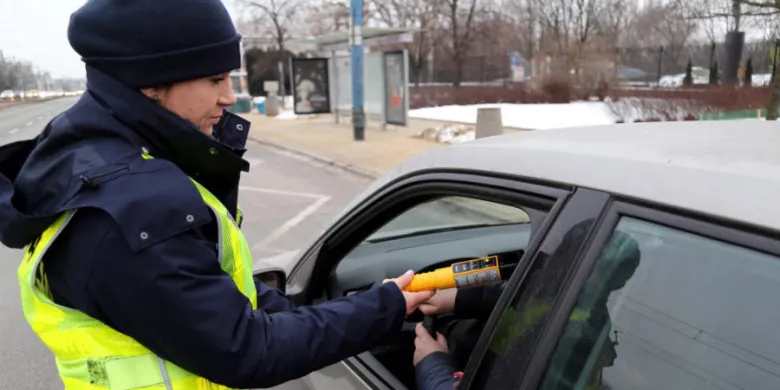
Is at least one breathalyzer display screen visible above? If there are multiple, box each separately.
[452,256,500,288]
[451,256,498,273]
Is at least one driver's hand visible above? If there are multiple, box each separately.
[413,322,449,366]
[388,271,436,316]
[419,288,457,315]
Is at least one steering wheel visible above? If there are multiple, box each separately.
[422,311,485,370]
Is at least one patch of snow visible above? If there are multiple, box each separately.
[417,124,476,144]
[276,110,298,119]
[409,102,617,130]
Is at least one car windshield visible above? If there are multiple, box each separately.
[365,197,530,242]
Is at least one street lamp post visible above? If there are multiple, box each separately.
[350,0,365,141]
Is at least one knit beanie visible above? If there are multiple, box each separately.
[67,0,241,88]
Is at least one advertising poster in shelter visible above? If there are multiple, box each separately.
[291,58,331,114]
[383,50,408,126]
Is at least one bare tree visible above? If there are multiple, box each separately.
[625,1,696,74]
[600,0,637,47]
[533,0,611,75]
[0,54,29,92]
[735,0,780,14]
[366,0,439,85]
[438,0,483,86]
[237,0,310,52]
[303,0,351,36]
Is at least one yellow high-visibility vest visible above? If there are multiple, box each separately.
[18,152,258,389]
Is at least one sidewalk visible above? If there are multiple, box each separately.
[243,112,528,222]
[243,113,522,178]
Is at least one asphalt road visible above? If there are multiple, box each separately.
[0,98,504,389]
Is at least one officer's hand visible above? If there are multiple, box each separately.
[419,288,457,315]
[389,271,436,316]
[413,322,448,366]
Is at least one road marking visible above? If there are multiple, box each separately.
[253,195,331,250]
[9,129,18,134]
[26,121,32,127]
[239,186,326,199]
[239,185,331,250]
[246,158,263,167]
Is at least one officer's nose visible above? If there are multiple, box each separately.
[219,83,237,107]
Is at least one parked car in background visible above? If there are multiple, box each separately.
[252,120,780,389]
[1,90,16,101]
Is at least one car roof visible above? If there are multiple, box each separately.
[357,120,780,232]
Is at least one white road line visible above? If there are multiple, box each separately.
[252,195,331,250]
[239,185,332,250]
[239,185,325,199]
[26,121,32,127]
[9,129,18,134]
[246,158,263,167]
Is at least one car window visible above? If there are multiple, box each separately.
[366,196,531,242]
[538,217,780,390]
[329,194,541,390]
[334,195,537,296]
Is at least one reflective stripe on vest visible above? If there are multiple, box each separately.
[18,153,258,389]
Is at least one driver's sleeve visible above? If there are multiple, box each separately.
[415,351,461,390]
[453,282,507,321]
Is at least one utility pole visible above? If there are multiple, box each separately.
[766,39,780,120]
[723,0,745,84]
[350,0,365,141]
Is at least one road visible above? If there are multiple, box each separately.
[0,98,504,389]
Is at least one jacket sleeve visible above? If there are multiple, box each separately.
[415,351,459,390]
[77,210,406,389]
[453,282,507,321]
[254,278,297,313]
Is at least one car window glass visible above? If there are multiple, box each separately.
[366,196,531,242]
[538,217,780,390]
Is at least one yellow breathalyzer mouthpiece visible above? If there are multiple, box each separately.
[385,256,502,292]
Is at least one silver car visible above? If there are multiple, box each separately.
[254,120,780,390]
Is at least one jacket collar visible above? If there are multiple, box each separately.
[85,66,250,176]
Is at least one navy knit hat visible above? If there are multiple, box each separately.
[68,0,242,88]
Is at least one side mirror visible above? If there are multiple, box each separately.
[254,270,287,294]
[253,249,301,295]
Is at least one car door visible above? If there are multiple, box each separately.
[280,170,574,389]
[472,193,780,390]
[459,188,612,390]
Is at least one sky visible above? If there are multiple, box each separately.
[0,0,241,79]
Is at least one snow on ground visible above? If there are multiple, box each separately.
[409,102,617,130]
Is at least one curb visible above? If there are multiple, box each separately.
[247,134,381,180]
[248,132,514,224]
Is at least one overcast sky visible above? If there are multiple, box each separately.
[0,0,241,79]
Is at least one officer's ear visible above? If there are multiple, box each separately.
[140,85,172,104]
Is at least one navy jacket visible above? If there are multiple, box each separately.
[0,66,406,388]
[415,282,507,390]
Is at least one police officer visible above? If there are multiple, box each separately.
[0,1,434,388]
